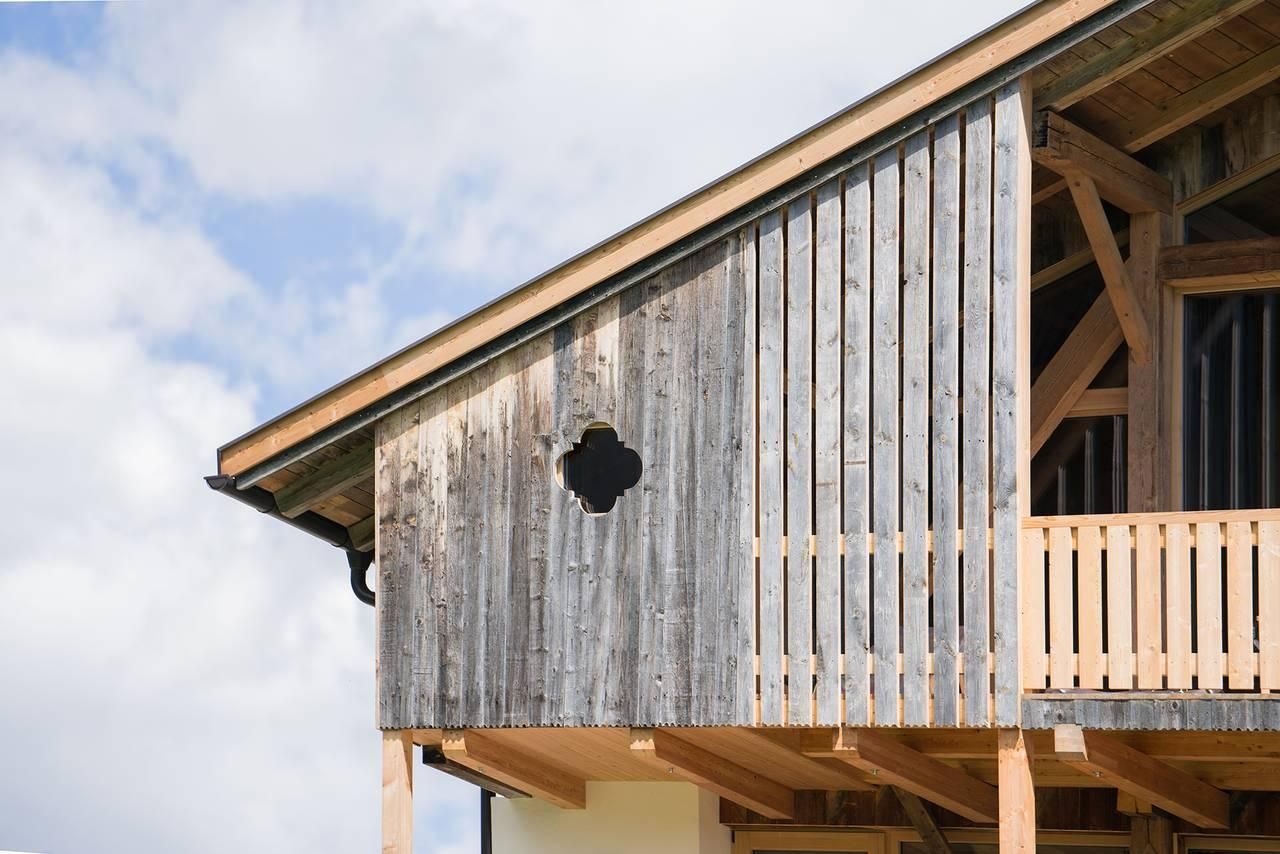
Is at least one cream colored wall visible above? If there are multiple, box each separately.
[491,782,731,854]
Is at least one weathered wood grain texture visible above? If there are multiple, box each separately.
[758,211,786,726]
[963,96,993,726]
[814,180,842,726]
[901,131,931,726]
[375,235,754,728]
[843,163,873,726]
[787,197,814,726]
[931,115,962,727]
[992,79,1029,726]
[872,147,902,727]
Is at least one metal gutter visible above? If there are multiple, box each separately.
[204,474,376,606]
[224,0,1157,492]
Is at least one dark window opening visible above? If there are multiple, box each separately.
[558,424,642,514]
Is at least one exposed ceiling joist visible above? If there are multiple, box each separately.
[1035,112,1173,214]
[830,728,999,824]
[1054,724,1229,829]
[1034,0,1265,113]
[1160,236,1280,291]
[1031,290,1125,456]
[630,728,795,820]
[442,729,586,809]
[273,440,374,519]
[1067,173,1153,361]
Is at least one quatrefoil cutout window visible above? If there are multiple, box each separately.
[557,424,643,514]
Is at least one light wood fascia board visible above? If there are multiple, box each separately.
[630,728,795,819]
[1053,724,1229,829]
[442,729,587,809]
[831,727,1000,824]
[1033,0,1264,113]
[217,0,1140,480]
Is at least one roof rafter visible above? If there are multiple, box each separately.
[273,440,374,519]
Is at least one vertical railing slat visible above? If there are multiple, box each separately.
[1226,520,1255,690]
[1135,523,1163,689]
[1165,523,1193,690]
[1195,521,1224,690]
[786,198,814,725]
[1106,524,1134,690]
[1049,526,1075,689]
[1260,521,1280,692]
[757,210,785,724]
[872,147,902,727]
[1077,525,1105,689]
[1021,527,1047,692]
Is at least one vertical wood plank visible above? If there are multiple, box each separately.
[843,164,873,725]
[1135,523,1163,689]
[998,729,1037,854]
[1165,523,1193,690]
[1049,526,1075,689]
[872,147,901,727]
[738,225,760,723]
[993,79,1030,726]
[1106,524,1134,690]
[1021,528,1046,693]
[615,279,649,723]
[931,114,962,727]
[814,180,843,726]
[1226,520,1255,690]
[443,374,471,726]
[787,197,815,726]
[524,334,555,725]
[963,96,993,725]
[758,210,786,725]
[1077,526,1105,689]
[376,407,409,727]
[1260,521,1280,692]
[550,323,580,724]
[485,359,516,725]
[501,345,533,725]
[901,131,931,726]
[382,730,414,854]
[1196,521,1224,690]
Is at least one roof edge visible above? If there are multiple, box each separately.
[219,0,1136,481]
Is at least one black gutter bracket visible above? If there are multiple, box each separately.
[204,474,376,608]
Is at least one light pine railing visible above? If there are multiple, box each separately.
[1022,510,1280,693]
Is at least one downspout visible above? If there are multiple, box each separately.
[204,474,376,607]
[480,789,493,854]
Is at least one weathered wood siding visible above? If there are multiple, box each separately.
[377,236,756,728]
[376,81,1030,730]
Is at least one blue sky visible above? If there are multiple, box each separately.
[0,1,1024,851]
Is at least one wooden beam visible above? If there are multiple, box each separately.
[273,440,373,518]
[1067,173,1152,362]
[736,729,876,792]
[1031,229,1129,293]
[1065,387,1127,419]
[1053,725,1229,829]
[1160,237,1280,292]
[1033,0,1264,112]
[998,729,1036,854]
[630,728,795,819]
[442,729,586,809]
[893,787,954,854]
[1035,112,1173,214]
[349,515,375,552]
[1097,43,1280,153]
[1130,813,1174,854]
[1126,211,1173,513]
[1030,291,1125,455]
[383,730,413,854]
[1117,791,1155,816]
[831,728,999,824]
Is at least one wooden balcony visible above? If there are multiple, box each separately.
[1020,509,1280,730]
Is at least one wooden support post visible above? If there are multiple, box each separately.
[998,729,1036,854]
[1130,813,1174,854]
[1127,212,1174,512]
[382,730,414,854]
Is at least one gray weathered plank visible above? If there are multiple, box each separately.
[872,146,901,727]
[758,209,786,725]
[843,162,873,726]
[901,131,931,727]
[524,332,555,725]
[375,405,409,727]
[930,114,962,727]
[992,80,1027,726]
[962,96,993,726]
[787,196,814,726]
[501,345,531,725]
[736,226,759,725]
[814,180,842,726]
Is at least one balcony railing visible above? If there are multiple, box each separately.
[1022,509,1280,694]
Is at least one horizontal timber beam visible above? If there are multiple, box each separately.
[1065,387,1127,419]
[830,727,999,824]
[1160,237,1280,292]
[1034,112,1172,214]
[1053,725,1229,829]
[630,728,795,819]
[1030,290,1124,455]
[442,729,586,809]
[273,440,373,519]
[1034,0,1264,113]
